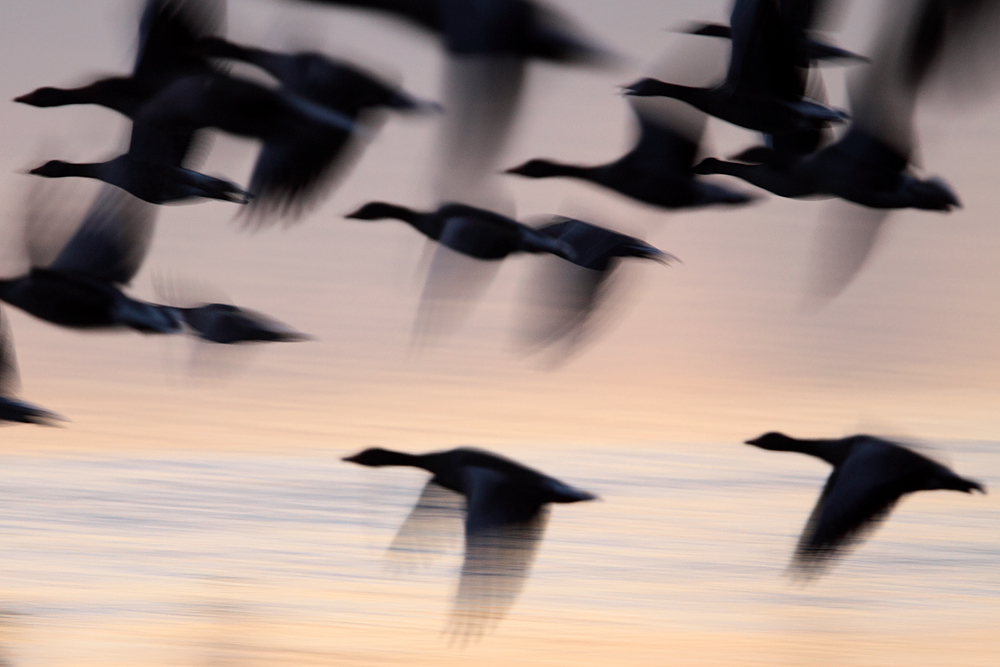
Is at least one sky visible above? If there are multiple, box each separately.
[0,0,999,454]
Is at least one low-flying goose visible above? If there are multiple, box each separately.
[343,446,596,638]
[746,431,985,576]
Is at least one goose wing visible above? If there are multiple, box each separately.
[448,465,548,640]
[792,440,934,574]
[0,309,21,398]
[386,480,465,563]
[535,217,669,271]
[134,0,225,84]
[48,185,157,286]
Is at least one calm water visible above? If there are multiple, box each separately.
[0,441,995,667]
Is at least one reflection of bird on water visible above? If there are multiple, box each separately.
[0,309,64,426]
[1,182,307,345]
[518,216,676,355]
[746,431,985,577]
[505,99,754,210]
[343,446,596,640]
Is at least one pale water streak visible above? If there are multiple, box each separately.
[0,441,995,667]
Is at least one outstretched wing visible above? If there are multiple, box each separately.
[386,480,465,566]
[0,309,21,398]
[447,465,548,641]
[791,442,931,576]
[48,185,157,286]
[134,0,225,83]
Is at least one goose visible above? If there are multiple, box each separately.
[15,0,225,120]
[505,99,754,210]
[27,156,250,206]
[293,0,613,207]
[746,432,985,576]
[0,309,64,426]
[343,446,596,638]
[195,36,438,220]
[517,217,677,353]
[28,70,360,209]
[694,0,975,300]
[625,0,849,134]
[344,201,576,261]
[195,36,437,117]
[289,0,610,63]
[1,183,307,344]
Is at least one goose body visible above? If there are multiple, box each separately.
[624,0,849,134]
[506,102,753,210]
[3,184,306,345]
[746,431,985,575]
[345,201,576,261]
[695,129,960,210]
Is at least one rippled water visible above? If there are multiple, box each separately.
[0,440,995,667]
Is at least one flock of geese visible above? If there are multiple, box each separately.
[3,0,995,642]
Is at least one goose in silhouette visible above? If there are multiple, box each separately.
[746,431,985,576]
[29,70,360,209]
[517,216,676,354]
[0,309,64,426]
[28,156,250,206]
[625,0,849,134]
[345,201,576,261]
[506,99,753,210]
[293,0,614,208]
[1,182,307,344]
[196,36,436,116]
[343,446,596,638]
[16,0,227,174]
[195,36,438,220]
[15,0,225,120]
[696,0,977,301]
[290,0,610,63]
[535,217,675,271]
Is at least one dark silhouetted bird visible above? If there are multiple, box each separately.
[345,201,576,261]
[695,0,983,300]
[27,156,250,205]
[15,0,225,120]
[292,0,614,207]
[506,99,753,210]
[624,0,849,134]
[343,446,596,638]
[1,182,306,344]
[195,35,438,220]
[0,309,64,426]
[746,431,985,577]
[517,216,676,355]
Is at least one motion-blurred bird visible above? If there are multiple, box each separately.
[195,35,439,221]
[15,0,225,120]
[0,309,64,426]
[0,182,307,344]
[517,216,676,355]
[343,446,596,639]
[505,99,754,210]
[746,431,985,577]
[625,0,850,134]
[292,0,614,207]
[345,201,576,261]
[695,0,986,300]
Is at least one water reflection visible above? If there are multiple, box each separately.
[0,443,993,665]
